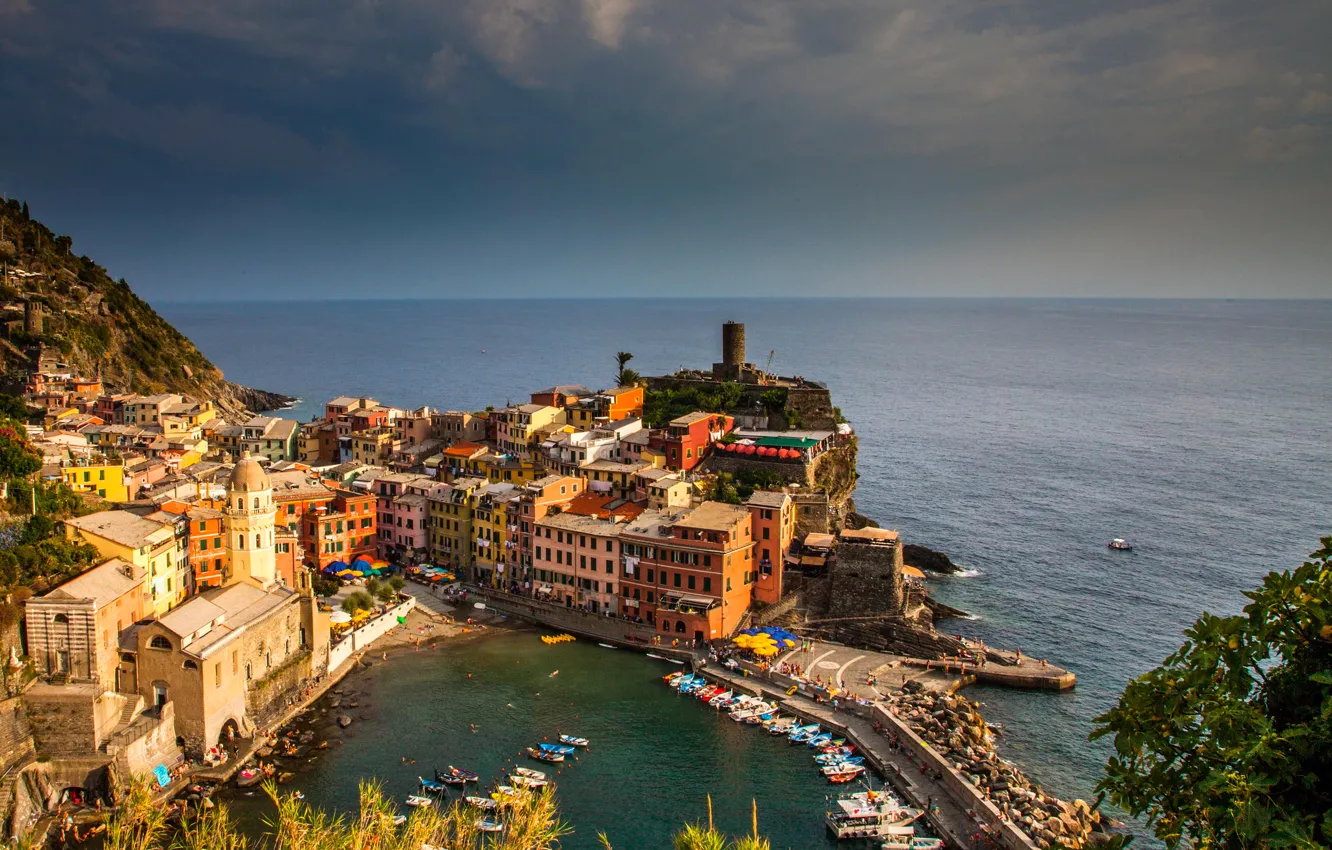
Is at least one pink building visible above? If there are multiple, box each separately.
[532,511,625,614]
[370,473,442,562]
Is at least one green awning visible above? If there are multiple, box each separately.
[753,436,819,449]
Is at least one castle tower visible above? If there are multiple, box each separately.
[722,321,745,372]
[225,453,277,590]
[24,301,42,335]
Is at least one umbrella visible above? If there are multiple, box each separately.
[352,558,373,570]
[336,569,354,577]
[349,570,364,577]
[328,560,350,573]
[329,611,352,624]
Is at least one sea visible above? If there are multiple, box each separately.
[160,298,1332,845]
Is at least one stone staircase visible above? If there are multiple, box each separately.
[100,696,144,753]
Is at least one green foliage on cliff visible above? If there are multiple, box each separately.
[644,383,749,427]
[1092,537,1332,850]
[0,199,231,399]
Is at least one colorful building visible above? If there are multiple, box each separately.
[618,502,755,641]
[649,412,734,472]
[746,490,794,605]
[157,502,228,590]
[64,510,189,616]
[61,457,129,502]
[532,511,627,613]
[301,489,377,569]
[428,477,484,571]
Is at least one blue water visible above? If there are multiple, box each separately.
[162,298,1332,813]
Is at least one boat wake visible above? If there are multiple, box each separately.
[952,568,981,578]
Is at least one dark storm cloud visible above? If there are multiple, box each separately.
[0,0,1329,297]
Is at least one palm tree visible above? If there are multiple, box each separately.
[614,352,640,387]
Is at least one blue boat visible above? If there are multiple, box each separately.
[539,743,576,755]
[789,725,820,743]
[807,733,833,747]
[418,777,449,793]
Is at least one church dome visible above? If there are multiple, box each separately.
[229,454,271,493]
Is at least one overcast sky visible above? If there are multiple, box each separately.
[1,0,1329,300]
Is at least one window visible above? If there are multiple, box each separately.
[726,578,732,591]
[255,533,262,548]
[661,619,671,632]
[688,575,696,590]
[647,569,654,583]
[245,663,252,680]
[673,572,681,588]
[150,635,172,650]
[215,663,222,687]
[647,591,654,603]
[762,528,770,540]
[183,660,198,670]
[703,577,712,593]
[253,497,260,510]
[232,650,238,674]
[53,613,68,624]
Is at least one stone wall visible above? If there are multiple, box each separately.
[111,701,183,777]
[21,686,98,757]
[704,453,813,486]
[0,692,35,775]
[326,596,416,673]
[246,649,313,731]
[469,588,693,655]
[829,538,905,617]
[874,705,1039,850]
[791,491,831,537]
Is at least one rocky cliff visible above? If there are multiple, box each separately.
[0,199,292,420]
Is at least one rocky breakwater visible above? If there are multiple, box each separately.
[887,683,1101,849]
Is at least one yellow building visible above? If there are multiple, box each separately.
[428,477,484,570]
[65,511,189,615]
[497,404,565,456]
[472,485,519,587]
[62,458,130,502]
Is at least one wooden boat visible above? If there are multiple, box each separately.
[527,747,565,763]
[558,734,589,747]
[492,785,519,800]
[878,826,943,850]
[1108,538,1133,551]
[404,795,435,808]
[509,774,548,789]
[821,761,865,776]
[789,725,820,743]
[815,754,865,767]
[663,671,686,683]
[539,742,576,755]
[418,777,449,793]
[432,770,467,786]
[447,765,479,782]
[808,733,834,747]
[669,674,699,690]
[705,690,733,705]
[513,767,547,781]
[820,744,855,756]
[465,796,498,810]
[391,815,406,826]
[826,766,867,783]
[476,818,505,833]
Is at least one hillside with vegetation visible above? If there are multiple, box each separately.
[0,198,290,418]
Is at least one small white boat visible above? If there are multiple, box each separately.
[391,815,406,826]
[509,774,548,789]
[513,767,547,781]
[404,795,435,808]
[476,818,504,833]
[465,796,498,810]
[558,734,589,747]
[1108,538,1133,551]
[597,643,616,649]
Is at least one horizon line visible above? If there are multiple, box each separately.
[153,294,1332,306]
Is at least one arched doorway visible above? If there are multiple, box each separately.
[150,680,168,709]
[218,718,241,748]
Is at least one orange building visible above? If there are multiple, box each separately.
[746,490,794,605]
[619,502,754,642]
[157,502,227,590]
[301,489,378,568]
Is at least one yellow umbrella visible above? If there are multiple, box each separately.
[753,645,778,657]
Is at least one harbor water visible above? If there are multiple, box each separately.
[164,297,1332,822]
[220,630,870,849]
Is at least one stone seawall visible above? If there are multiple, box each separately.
[327,596,416,673]
[468,588,694,660]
